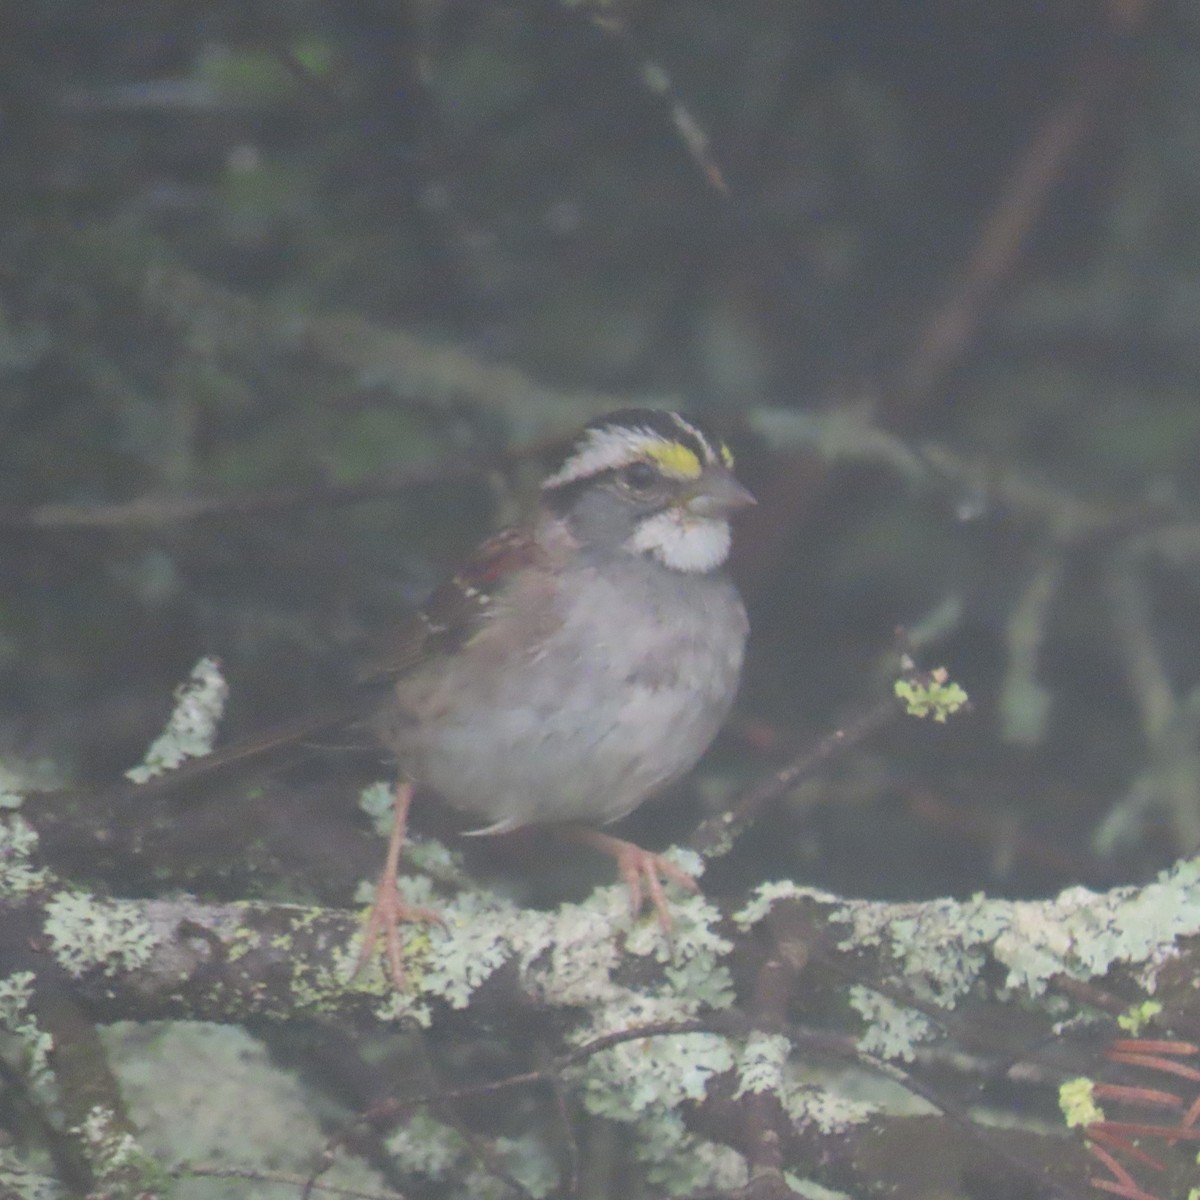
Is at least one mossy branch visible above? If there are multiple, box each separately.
[3,827,1199,1199]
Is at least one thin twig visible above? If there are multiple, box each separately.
[840,1044,1096,1200]
[689,693,902,860]
[0,459,484,531]
[184,1163,406,1200]
[892,0,1153,417]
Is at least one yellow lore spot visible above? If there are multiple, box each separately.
[642,439,703,480]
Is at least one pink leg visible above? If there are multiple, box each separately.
[353,780,441,988]
[566,828,700,935]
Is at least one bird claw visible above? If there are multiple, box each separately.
[568,828,699,953]
[353,872,443,989]
[618,843,698,921]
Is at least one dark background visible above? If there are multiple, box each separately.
[4,3,1194,890]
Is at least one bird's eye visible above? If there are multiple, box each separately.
[620,461,659,490]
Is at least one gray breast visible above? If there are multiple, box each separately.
[399,555,747,832]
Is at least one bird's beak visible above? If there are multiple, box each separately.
[684,467,757,517]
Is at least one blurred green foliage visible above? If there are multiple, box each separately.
[1,0,1198,910]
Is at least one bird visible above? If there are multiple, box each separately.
[355,407,754,984]
[41,409,754,982]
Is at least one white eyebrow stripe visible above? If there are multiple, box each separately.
[542,425,660,488]
[668,412,717,464]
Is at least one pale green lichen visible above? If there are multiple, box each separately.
[356,780,394,838]
[556,890,741,1190]
[402,831,471,887]
[386,1111,559,1200]
[625,891,735,1007]
[633,1108,746,1194]
[0,755,63,798]
[126,656,228,783]
[73,1105,171,1200]
[413,889,519,1009]
[782,1082,878,1135]
[734,1031,792,1098]
[0,1149,64,1200]
[738,859,1200,1063]
[579,992,735,1114]
[356,797,468,886]
[106,1021,388,1199]
[0,812,49,899]
[783,1174,854,1200]
[385,1110,466,1180]
[844,893,994,1008]
[461,1135,560,1200]
[733,879,838,930]
[660,844,705,879]
[730,1030,878,1134]
[985,859,1200,994]
[514,889,625,1008]
[222,923,258,964]
[356,887,524,1026]
[847,987,937,1062]
[77,1106,141,1169]
[381,869,736,1021]
[44,892,157,979]
[361,861,745,1193]
[0,971,54,1095]
[851,859,1200,1004]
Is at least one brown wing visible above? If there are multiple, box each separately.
[361,526,542,686]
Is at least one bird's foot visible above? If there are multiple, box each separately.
[353,870,443,989]
[352,778,442,989]
[569,828,700,942]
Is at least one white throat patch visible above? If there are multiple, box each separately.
[629,510,731,573]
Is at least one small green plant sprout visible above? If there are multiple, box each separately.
[1076,1037,1200,1200]
[1059,1076,1104,1128]
[1116,998,1162,1036]
[894,665,968,723]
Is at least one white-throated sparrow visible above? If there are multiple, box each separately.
[358,408,754,983]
